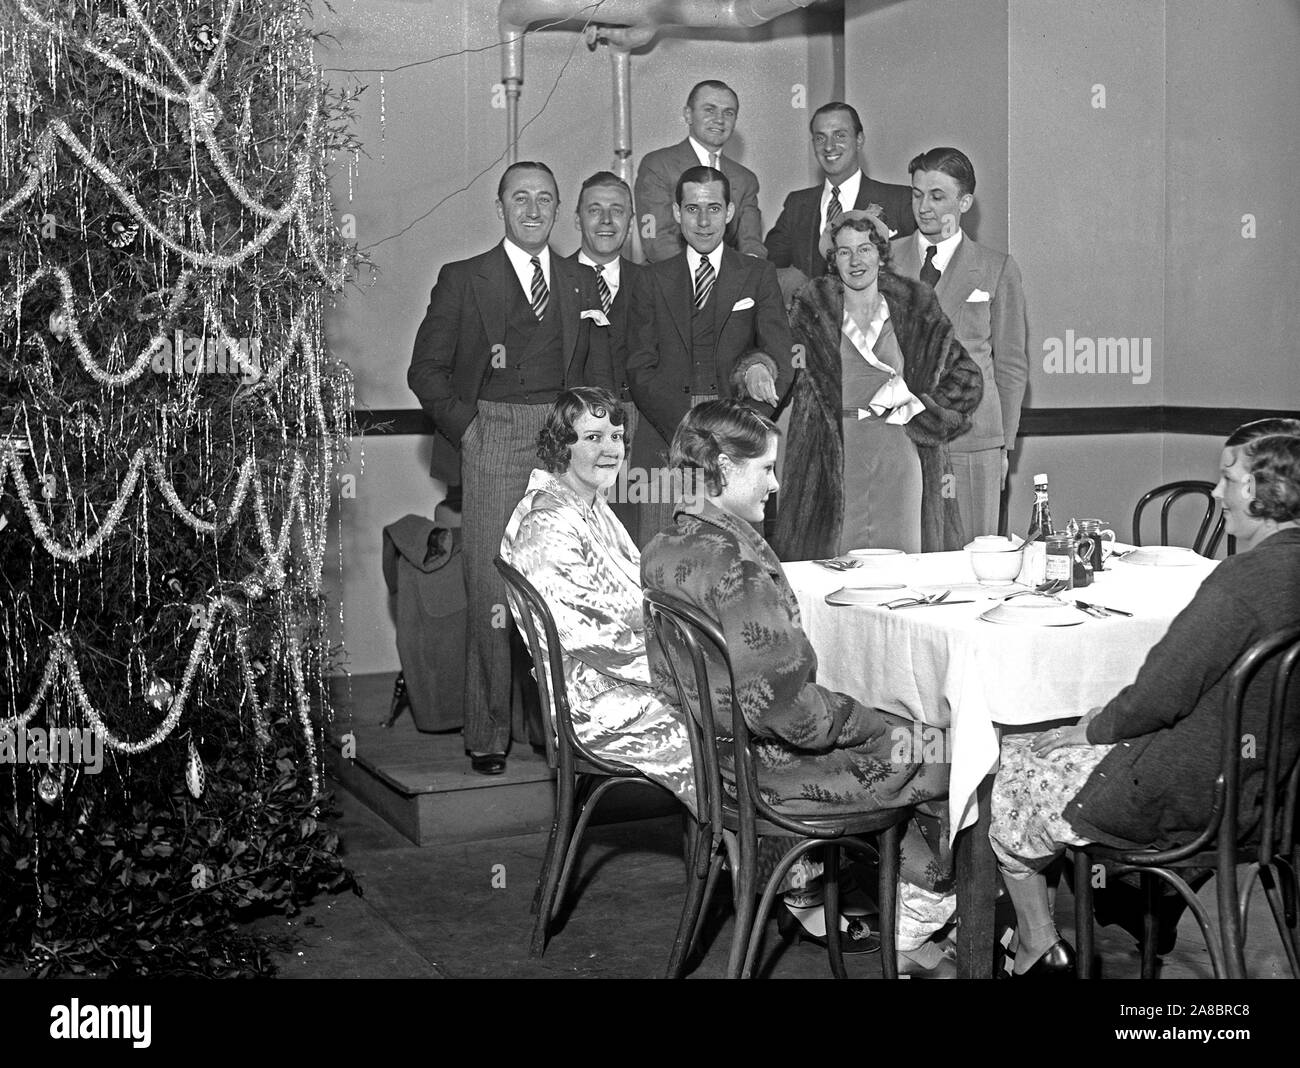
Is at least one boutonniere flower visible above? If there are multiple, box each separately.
[580,309,610,326]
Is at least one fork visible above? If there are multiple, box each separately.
[884,590,951,609]
[814,558,861,571]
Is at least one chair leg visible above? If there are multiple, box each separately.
[727,838,758,980]
[531,815,560,917]
[1218,865,1247,979]
[553,776,622,916]
[740,837,823,979]
[1139,872,1159,979]
[878,824,899,980]
[689,847,728,961]
[1073,850,1094,978]
[531,767,578,957]
[824,845,847,980]
[1259,864,1300,978]
[666,820,715,979]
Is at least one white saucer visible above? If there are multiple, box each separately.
[979,598,1085,627]
[1123,546,1201,567]
[826,585,907,606]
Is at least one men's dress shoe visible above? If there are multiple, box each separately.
[470,753,507,776]
[1013,939,1076,978]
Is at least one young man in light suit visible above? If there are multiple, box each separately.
[626,165,792,546]
[634,80,766,263]
[892,147,1027,539]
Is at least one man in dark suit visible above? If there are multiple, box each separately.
[765,102,916,303]
[408,161,610,775]
[567,171,643,535]
[634,80,766,263]
[891,147,1027,539]
[626,165,793,546]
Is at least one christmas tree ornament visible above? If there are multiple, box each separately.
[145,675,175,711]
[104,215,139,249]
[189,20,218,54]
[184,87,223,132]
[93,15,135,53]
[48,310,69,340]
[185,740,206,798]
[38,773,61,804]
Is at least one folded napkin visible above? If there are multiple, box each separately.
[865,374,925,425]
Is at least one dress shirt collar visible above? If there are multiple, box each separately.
[503,239,550,295]
[916,228,963,274]
[688,136,724,168]
[684,243,724,283]
[576,251,620,299]
[822,169,862,210]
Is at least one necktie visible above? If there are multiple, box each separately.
[592,264,612,315]
[708,152,720,171]
[827,185,843,227]
[693,255,715,312]
[919,245,941,288]
[529,256,549,320]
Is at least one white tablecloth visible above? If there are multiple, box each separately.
[784,549,1218,841]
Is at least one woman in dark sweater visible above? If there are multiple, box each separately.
[989,422,1300,976]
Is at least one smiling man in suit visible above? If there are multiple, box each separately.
[634,80,766,263]
[626,165,792,546]
[765,102,916,303]
[892,147,1027,539]
[567,171,643,534]
[409,161,610,775]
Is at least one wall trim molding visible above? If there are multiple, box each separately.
[354,405,1299,439]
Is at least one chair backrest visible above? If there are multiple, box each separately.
[642,588,830,840]
[493,554,631,777]
[1142,623,1300,867]
[1131,480,1234,557]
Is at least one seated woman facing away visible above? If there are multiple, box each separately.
[641,399,957,978]
[499,387,695,814]
[991,419,1300,977]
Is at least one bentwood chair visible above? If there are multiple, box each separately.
[1073,623,1300,978]
[643,589,915,980]
[1132,480,1234,557]
[493,556,698,971]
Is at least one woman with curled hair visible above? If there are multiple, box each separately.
[989,424,1300,977]
[773,210,983,560]
[500,387,695,811]
[642,400,958,977]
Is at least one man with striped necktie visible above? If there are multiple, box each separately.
[625,165,792,547]
[633,80,766,263]
[765,102,915,305]
[409,161,612,775]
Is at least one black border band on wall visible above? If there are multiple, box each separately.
[354,406,1299,438]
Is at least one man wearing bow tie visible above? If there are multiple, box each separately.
[765,101,916,304]
[408,161,611,775]
[634,80,766,263]
[626,165,792,546]
[891,147,1027,540]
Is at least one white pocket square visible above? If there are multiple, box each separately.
[580,309,610,326]
[966,289,991,303]
[731,297,755,311]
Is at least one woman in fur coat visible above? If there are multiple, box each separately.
[772,210,982,561]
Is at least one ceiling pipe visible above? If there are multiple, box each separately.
[498,0,818,163]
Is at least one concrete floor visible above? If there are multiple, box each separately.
[265,775,1298,980]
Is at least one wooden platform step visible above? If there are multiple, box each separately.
[325,673,675,846]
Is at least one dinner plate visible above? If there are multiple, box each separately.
[979,598,1085,627]
[1123,546,1201,567]
[825,584,907,607]
[847,547,906,560]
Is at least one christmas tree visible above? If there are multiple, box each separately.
[0,0,357,976]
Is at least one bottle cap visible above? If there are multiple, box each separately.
[1033,473,1048,485]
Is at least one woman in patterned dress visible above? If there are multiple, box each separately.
[500,387,695,813]
[641,399,958,977]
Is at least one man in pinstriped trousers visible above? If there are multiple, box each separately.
[409,162,612,775]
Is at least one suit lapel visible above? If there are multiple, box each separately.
[553,253,582,378]
[662,254,693,353]
[804,186,824,275]
[711,248,745,340]
[936,233,977,308]
[471,244,510,350]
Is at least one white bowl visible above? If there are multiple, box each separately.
[980,597,1085,627]
[964,537,1024,585]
